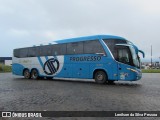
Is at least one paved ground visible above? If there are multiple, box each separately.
[0,73,160,120]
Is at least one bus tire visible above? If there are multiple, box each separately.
[23,69,31,79]
[94,70,107,84]
[31,69,39,80]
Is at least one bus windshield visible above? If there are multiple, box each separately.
[116,45,140,68]
[103,39,141,68]
[129,46,140,68]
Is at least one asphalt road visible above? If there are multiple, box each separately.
[0,73,160,120]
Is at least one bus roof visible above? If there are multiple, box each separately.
[54,35,125,44]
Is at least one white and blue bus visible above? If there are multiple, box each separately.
[12,35,145,84]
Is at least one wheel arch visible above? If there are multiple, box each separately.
[93,69,108,79]
[31,68,40,75]
[30,68,41,79]
[23,68,30,75]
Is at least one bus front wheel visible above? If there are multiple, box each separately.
[24,69,31,79]
[31,69,39,80]
[94,71,107,84]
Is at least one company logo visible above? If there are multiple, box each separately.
[43,58,59,75]
[2,112,11,117]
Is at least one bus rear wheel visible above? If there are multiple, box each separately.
[94,71,107,84]
[31,69,39,80]
[24,69,31,79]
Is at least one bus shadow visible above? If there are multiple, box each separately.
[113,81,142,87]
[13,77,141,87]
[53,79,142,88]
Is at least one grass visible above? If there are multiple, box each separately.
[142,69,160,73]
[0,64,12,72]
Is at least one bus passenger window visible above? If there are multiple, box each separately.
[14,49,20,57]
[67,42,83,54]
[84,40,105,54]
[28,47,38,57]
[19,48,28,58]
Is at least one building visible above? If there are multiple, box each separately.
[0,57,12,66]
[141,61,160,69]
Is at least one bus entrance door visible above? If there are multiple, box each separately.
[116,46,131,80]
[118,63,131,80]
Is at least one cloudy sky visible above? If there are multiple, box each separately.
[0,0,160,61]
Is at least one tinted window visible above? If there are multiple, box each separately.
[14,49,20,57]
[15,48,28,58]
[67,42,83,54]
[51,44,67,55]
[14,40,106,57]
[38,45,52,56]
[104,39,127,58]
[84,40,104,54]
[14,44,67,57]
[28,47,38,57]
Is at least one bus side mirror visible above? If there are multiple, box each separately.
[138,50,145,58]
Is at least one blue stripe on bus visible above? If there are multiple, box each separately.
[38,57,44,68]
[45,56,49,60]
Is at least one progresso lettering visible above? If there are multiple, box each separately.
[70,56,101,62]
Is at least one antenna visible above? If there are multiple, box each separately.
[151,45,152,68]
